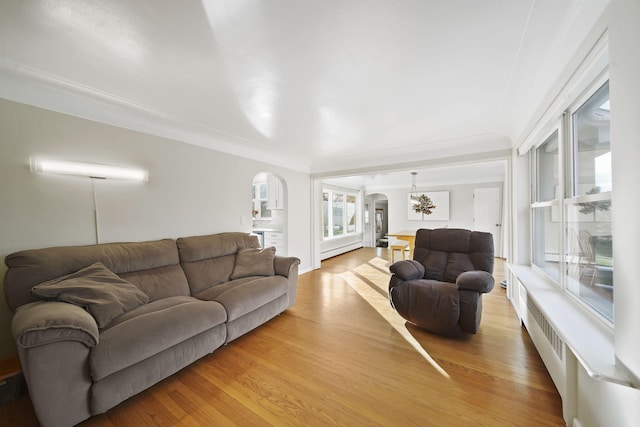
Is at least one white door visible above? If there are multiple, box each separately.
[473,187,502,256]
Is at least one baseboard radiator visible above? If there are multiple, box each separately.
[517,281,572,423]
[320,241,363,260]
[527,297,564,361]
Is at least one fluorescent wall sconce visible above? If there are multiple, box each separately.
[30,158,148,181]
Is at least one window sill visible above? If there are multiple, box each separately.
[507,264,634,388]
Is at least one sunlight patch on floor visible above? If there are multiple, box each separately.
[338,259,451,379]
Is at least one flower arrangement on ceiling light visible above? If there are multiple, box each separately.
[409,171,436,217]
[411,193,436,216]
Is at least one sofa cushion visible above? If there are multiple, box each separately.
[421,250,448,281]
[31,262,149,328]
[91,296,226,381]
[91,325,226,415]
[225,294,289,342]
[230,247,276,280]
[118,264,191,302]
[444,253,476,283]
[194,276,289,321]
[177,232,260,294]
[177,232,260,262]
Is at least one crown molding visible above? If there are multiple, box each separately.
[311,148,512,180]
[0,60,311,173]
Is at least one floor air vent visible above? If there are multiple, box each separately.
[527,298,564,361]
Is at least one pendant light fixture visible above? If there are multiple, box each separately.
[410,171,419,205]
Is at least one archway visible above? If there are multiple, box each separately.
[364,193,388,248]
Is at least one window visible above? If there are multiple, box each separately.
[322,188,360,239]
[530,79,613,323]
[252,180,271,219]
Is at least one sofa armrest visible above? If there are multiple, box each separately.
[456,271,495,294]
[274,256,300,309]
[389,260,425,281]
[274,256,301,278]
[12,301,99,349]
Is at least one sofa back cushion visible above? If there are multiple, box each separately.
[177,232,260,295]
[413,228,494,283]
[4,239,190,311]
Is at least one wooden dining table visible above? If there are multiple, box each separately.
[387,230,418,259]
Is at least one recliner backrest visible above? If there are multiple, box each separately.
[413,228,494,283]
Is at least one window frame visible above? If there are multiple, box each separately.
[322,187,361,240]
[530,73,613,326]
[530,127,564,284]
[563,76,613,324]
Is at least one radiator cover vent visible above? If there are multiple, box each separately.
[527,298,564,361]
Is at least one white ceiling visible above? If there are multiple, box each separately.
[0,0,610,180]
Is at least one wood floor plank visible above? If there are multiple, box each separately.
[1,248,564,426]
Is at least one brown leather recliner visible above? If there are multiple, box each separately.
[389,228,495,336]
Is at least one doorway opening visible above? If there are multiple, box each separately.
[364,193,388,248]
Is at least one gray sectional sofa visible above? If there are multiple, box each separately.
[3,232,300,427]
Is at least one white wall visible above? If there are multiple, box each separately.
[511,152,531,265]
[380,182,503,234]
[0,98,312,358]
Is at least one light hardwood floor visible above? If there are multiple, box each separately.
[1,248,564,426]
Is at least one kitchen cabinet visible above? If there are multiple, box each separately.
[264,231,285,254]
[267,175,284,210]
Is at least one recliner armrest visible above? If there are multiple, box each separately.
[456,270,495,293]
[389,260,425,281]
[12,301,99,348]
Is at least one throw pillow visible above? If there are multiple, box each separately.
[230,247,276,280]
[31,262,149,328]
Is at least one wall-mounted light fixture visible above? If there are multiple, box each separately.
[30,157,148,181]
